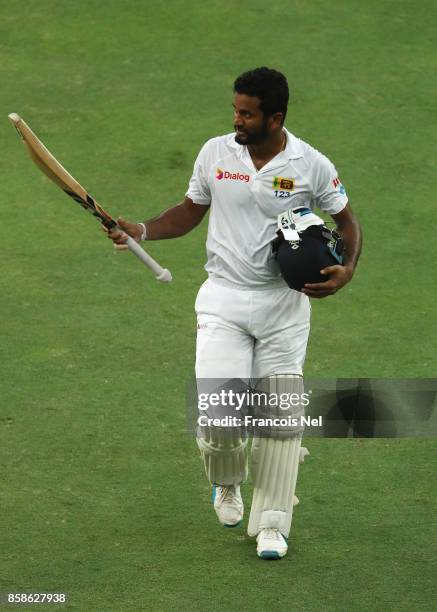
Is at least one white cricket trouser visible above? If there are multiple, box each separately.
[195,278,310,379]
[195,279,310,536]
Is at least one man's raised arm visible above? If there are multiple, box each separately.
[105,197,210,245]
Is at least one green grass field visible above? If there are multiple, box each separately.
[1,0,436,610]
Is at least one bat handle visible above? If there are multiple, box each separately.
[125,236,172,283]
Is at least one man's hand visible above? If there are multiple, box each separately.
[302,265,353,298]
[103,218,143,251]
[302,203,362,298]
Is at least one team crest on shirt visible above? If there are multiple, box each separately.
[273,176,294,190]
[272,176,295,198]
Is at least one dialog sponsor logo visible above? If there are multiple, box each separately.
[216,168,250,182]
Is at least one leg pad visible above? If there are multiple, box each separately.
[248,436,301,538]
[197,428,248,485]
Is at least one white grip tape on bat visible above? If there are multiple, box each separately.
[126,236,172,283]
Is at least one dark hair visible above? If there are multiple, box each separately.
[234,67,289,123]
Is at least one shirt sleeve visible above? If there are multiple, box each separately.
[311,148,348,215]
[185,141,212,206]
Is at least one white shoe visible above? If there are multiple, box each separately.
[256,528,288,560]
[212,484,243,527]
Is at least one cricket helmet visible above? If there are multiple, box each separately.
[272,207,344,291]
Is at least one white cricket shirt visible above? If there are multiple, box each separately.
[186,128,348,289]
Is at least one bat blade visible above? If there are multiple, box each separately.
[8,113,115,227]
[8,113,172,282]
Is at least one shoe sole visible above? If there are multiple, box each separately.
[224,520,242,528]
[258,551,284,560]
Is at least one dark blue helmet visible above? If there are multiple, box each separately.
[272,207,344,291]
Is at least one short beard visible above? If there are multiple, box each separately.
[234,120,270,145]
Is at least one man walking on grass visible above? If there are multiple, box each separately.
[107,67,361,559]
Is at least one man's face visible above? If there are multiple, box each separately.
[233,93,278,145]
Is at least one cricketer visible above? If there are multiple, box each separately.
[107,68,362,559]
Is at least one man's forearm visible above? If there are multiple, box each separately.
[337,215,362,274]
[144,199,209,240]
[331,204,362,276]
[144,203,194,240]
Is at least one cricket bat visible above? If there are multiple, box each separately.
[8,113,172,283]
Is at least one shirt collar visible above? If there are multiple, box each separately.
[282,128,304,160]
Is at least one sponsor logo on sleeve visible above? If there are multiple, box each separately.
[216,168,250,182]
[333,177,346,195]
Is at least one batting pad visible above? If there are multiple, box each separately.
[197,428,248,485]
[247,436,301,538]
[251,374,305,438]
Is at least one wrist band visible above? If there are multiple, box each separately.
[138,222,147,241]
